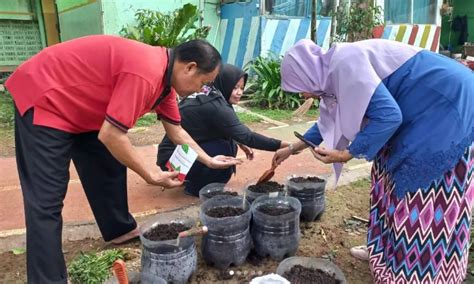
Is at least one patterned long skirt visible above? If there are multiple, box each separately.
[367,147,474,283]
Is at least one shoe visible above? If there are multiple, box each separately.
[111,226,140,245]
[350,245,369,261]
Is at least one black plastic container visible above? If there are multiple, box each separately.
[139,217,197,283]
[276,256,347,283]
[200,196,252,269]
[199,183,237,202]
[250,195,301,260]
[286,175,326,221]
[245,181,285,204]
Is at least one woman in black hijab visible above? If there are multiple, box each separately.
[157,64,289,196]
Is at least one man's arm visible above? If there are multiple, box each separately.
[98,120,182,187]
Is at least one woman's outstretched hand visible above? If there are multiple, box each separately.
[208,155,243,169]
[311,147,353,164]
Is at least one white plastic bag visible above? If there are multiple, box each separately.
[250,273,290,284]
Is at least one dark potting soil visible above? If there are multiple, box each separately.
[248,181,284,193]
[247,249,265,266]
[203,190,238,199]
[282,265,341,284]
[143,223,189,241]
[290,176,325,183]
[206,206,246,218]
[257,204,295,216]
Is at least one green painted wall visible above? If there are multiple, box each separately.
[0,0,33,20]
[56,0,90,12]
[0,1,43,67]
[100,0,221,45]
[56,0,102,41]
[202,0,221,46]
[440,0,474,53]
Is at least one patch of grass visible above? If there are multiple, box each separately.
[68,249,125,284]
[350,177,371,189]
[248,107,319,121]
[305,108,319,118]
[236,111,262,124]
[135,113,157,127]
[249,108,293,121]
[0,92,14,128]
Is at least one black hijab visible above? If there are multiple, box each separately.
[212,64,248,103]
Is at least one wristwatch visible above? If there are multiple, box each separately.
[288,143,299,155]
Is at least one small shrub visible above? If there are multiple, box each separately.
[245,55,302,110]
[135,113,157,127]
[121,3,211,48]
[332,1,383,43]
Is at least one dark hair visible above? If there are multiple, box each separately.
[174,39,221,73]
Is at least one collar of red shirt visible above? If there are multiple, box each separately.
[152,48,174,109]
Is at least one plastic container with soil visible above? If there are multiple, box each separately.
[245,181,285,203]
[139,216,197,284]
[199,183,238,202]
[286,175,327,221]
[276,256,347,284]
[250,195,301,260]
[200,195,252,269]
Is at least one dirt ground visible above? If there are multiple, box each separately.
[0,179,373,283]
[127,120,274,148]
[0,127,14,157]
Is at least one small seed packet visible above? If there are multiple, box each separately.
[166,144,198,181]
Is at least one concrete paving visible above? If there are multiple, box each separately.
[0,122,371,252]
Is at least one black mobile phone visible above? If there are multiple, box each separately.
[294,131,317,148]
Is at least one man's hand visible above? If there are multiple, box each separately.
[208,155,242,169]
[311,147,353,164]
[146,170,183,188]
[238,144,254,160]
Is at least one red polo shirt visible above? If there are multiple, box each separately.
[5,35,180,133]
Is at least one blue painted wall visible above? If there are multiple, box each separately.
[220,0,260,17]
[219,0,332,68]
[219,0,261,68]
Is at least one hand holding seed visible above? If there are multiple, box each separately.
[209,155,243,169]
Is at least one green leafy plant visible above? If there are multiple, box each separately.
[332,1,383,42]
[10,247,26,255]
[68,249,125,284]
[120,3,211,47]
[135,113,157,127]
[244,55,302,109]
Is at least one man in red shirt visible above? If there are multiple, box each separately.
[6,35,240,283]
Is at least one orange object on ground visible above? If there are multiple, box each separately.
[112,259,129,284]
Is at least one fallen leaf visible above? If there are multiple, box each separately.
[11,248,26,255]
